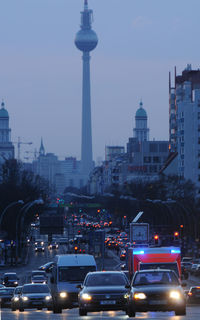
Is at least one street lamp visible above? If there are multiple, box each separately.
[0,200,24,230]
[16,199,44,261]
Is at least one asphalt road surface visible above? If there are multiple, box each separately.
[1,306,200,320]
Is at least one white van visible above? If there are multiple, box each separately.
[50,254,96,313]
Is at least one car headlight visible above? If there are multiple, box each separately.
[22,296,28,301]
[14,281,18,285]
[59,292,67,298]
[45,295,52,301]
[81,293,92,301]
[133,293,147,300]
[41,242,44,245]
[14,297,19,302]
[169,291,181,299]
[124,293,130,299]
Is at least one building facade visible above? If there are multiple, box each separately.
[169,65,200,193]
[0,102,14,162]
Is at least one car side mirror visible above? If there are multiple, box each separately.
[50,277,54,284]
[125,284,131,289]
[76,284,82,289]
[181,282,187,287]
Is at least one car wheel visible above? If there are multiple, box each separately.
[11,307,16,311]
[37,307,42,310]
[127,307,136,318]
[79,308,87,316]
[19,308,24,312]
[53,306,62,313]
[175,307,186,316]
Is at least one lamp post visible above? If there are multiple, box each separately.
[16,199,44,261]
[0,200,24,231]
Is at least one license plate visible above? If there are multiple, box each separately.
[149,300,167,305]
[32,301,42,305]
[100,300,116,305]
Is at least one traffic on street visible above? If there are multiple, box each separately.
[0,208,200,320]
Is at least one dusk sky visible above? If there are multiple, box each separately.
[0,0,199,163]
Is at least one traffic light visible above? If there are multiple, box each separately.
[97,209,101,213]
[74,246,78,253]
[174,231,179,241]
[154,235,159,245]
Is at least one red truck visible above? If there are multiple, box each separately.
[128,246,181,279]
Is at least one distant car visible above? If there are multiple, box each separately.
[187,286,200,303]
[19,284,52,311]
[78,271,130,316]
[127,269,186,317]
[49,242,58,250]
[181,262,192,272]
[11,286,23,311]
[190,264,198,275]
[120,250,126,261]
[32,275,47,284]
[2,273,19,287]
[35,242,45,252]
[0,287,15,307]
[31,270,47,283]
[38,261,54,273]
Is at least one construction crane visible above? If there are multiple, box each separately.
[25,150,39,161]
[13,137,33,161]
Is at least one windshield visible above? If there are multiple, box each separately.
[85,273,128,287]
[133,271,179,286]
[15,287,22,294]
[58,266,96,282]
[33,276,45,280]
[22,285,49,293]
[4,274,17,280]
[139,263,179,276]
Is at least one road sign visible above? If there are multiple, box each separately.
[130,223,149,243]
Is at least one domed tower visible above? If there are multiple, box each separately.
[0,101,14,160]
[75,0,98,177]
[133,101,149,141]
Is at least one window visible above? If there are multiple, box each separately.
[153,157,160,163]
[144,156,151,163]
[149,143,158,152]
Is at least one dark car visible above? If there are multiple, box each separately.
[187,286,200,304]
[0,287,15,307]
[49,242,58,250]
[127,269,186,318]
[31,275,47,284]
[2,273,19,287]
[38,262,54,273]
[11,286,23,311]
[78,271,130,316]
[19,284,52,311]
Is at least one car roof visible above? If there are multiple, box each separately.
[135,269,175,273]
[87,271,126,275]
[23,283,48,287]
[3,272,17,275]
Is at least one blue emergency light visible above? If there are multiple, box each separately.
[171,249,180,254]
[133,250,144,255]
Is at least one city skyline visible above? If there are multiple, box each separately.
[0,0,199,162]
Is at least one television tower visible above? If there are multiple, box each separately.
[75,0,98,176]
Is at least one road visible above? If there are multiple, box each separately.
[1,306,200,319]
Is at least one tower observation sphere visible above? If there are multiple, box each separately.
[75,0,98,52]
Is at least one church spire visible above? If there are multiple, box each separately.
[39,137,45,156]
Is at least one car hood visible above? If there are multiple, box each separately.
[82,286,127,294]
[132,284,183,294]
[23,293,49,298]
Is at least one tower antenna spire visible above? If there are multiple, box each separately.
[84,0,88,9]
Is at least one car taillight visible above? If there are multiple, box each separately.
[188,292,192,296]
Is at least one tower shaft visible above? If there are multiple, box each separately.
[81,52,93,174]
